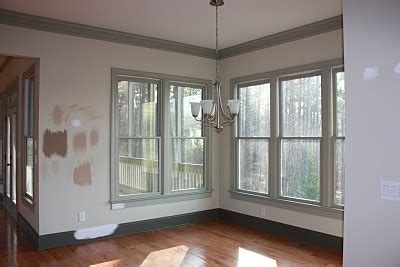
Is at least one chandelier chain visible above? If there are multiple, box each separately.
[215,4,220,82]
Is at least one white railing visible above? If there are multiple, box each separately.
[119,156,203,194]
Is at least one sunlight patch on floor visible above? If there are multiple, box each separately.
[238,247,277,267]
[140,245,189,267]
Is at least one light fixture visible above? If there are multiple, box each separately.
[190,0,240,134]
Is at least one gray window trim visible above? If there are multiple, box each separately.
[111,68,213,208]
[230,59,344,218]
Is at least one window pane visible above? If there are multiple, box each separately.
[335,139,345,205]
[336,72,345,136]
[25,137,34,197]
[238,139,269,194]
[239,83,270,137]
[118,138,159,196]
[170,85,202,137]
[117,80,158,137]
[281,139,320,201]
[171,138,204,190]
[281,75,322,137]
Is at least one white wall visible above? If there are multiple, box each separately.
[0,24,219,235]
[219,30,344,237]
[343,0,400,265]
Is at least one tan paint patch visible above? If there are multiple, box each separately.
[43,129,68,157]
[73,131,87,152]
[90,129,99,146]
[52,105,64,125]
[51,160,60,174]
[73,162,92,186]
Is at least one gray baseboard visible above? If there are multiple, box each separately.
[37,209,220,250]
[220,209,343,251]
[12,208,342,252]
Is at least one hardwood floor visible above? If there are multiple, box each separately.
[0,206,342,266]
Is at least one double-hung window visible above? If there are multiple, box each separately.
[232,59,344,214]
[236,80,270,194]
[23,65,36,204]
[333,68,345,206]
[111,69,212,206]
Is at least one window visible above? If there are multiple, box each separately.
[23,66,36,203]
[280,73,322,202]
[236,81,270,194]
[333,69,345,206]
[112,69,211,205]
[232,59,345,214]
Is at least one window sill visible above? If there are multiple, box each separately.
[230,190,343,220]
[111,189,213,209]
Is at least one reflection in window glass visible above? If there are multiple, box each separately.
[281,75,322,137]
[170,84,204,191]
[281,139,320,202]
[238,139,268,194]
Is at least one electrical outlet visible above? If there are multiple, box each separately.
[261,207,266,217]
[381,180,400,201]
[78,211,86,222]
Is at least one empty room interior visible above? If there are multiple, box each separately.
[0,0,399,266]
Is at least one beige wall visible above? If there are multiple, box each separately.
[219,30,344,237]
[0,24,219,235]
[343,0,400,265]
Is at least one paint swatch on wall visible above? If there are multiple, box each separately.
[43,129,68,157]
[51,105,64,125]
[73,131,87,152]
[90,129,99,146]
[73,162,92,186]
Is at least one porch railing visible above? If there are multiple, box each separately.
[118,156,203,194]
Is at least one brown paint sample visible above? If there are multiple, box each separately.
[43,129,68,157]
[90,129,99,146]
[52,105,64,125]
[73,131,87,152]
[73,162,92,186]
[51,160,60,174]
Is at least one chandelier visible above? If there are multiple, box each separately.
[190,0,240,134]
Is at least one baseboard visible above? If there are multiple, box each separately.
[18,213,39,249]
[220,209,343,251]
[37,208,220,250]
[14,208,342,252]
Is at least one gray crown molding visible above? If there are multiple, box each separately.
[0,8,216,59]
[0,8,343,60]
[218,15,343,59]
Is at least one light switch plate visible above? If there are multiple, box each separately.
[78,211,86,222]
[381,180,400,201]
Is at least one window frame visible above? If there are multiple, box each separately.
[332,66,345,208]
[230,59,344,219]
[111,68,213,208]
[21,64,37,208]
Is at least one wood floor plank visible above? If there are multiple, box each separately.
[0,206,342,266]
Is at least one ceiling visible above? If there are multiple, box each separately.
[0,0,342,49]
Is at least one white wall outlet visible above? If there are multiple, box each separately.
[261,207,266,217]
[380,180,400,201]
[78,211,86,222]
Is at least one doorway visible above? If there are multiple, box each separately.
[3,81,18,220]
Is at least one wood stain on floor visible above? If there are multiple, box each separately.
[73,162,92,186]
[42,129,68,157]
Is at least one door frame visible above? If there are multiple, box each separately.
[2,78,19,220]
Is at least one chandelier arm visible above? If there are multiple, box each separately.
[216,82,235,121]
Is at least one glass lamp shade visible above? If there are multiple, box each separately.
[200,100,215,115]
[227,99,240,115]
[190,102,201,117]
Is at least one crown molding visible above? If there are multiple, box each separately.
[0,8,342,60]
[0,8,216,59]
[218,15,343,59]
